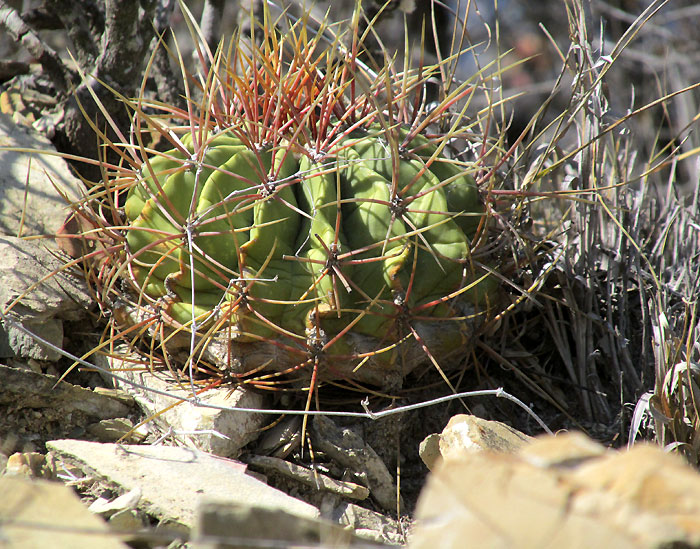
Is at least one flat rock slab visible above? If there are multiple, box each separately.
[0,364,131,418]
[0,476,127,549]
[46,439,319,531]
[0,111,82,240]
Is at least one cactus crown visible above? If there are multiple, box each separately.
[72,1,498,393]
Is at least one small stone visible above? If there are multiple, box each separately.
[419,414,533,471]
[88,487,142,518]
[311,415,400,511]
[5,451,48,478]
[247,454,370,501]
[87,418,147,443]
[107,509,145,534]
[328,501,406,546]
[104,349,266,458]
[418,434,441,470]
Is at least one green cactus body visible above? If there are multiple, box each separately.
[123,122,492,365]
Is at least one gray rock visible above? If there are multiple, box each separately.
[0,236,93,360]
[0,111,83,240]
[246,454,371,501]
[0,364,132,419]
[46,439,319,531]
[0,364,133,450]
[328,501,406,546]
[104,349,266,458]
[87,417,148,443]
[312,415,401,512]
[88,488,142,518]
[192,501,374,549]
[0,475,128,549]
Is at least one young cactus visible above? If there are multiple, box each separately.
[83,3,499,389]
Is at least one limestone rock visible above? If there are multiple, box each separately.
[0,364,133,450]
[419,414,533,470]
[312,415,401,511]
[0,475,128,549]
[4,451,50,478]
[0,111,83,240]
[46,439,319,532]
[0,236,93,360]
[103,350,266,458]
[412,432,700,549]
[192,502,363,548]
[327,501,406,546]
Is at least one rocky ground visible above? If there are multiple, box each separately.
[2,0,700,546]
[2,109,700,549]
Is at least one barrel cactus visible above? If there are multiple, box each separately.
[81,4,499,389]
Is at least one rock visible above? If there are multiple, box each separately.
[419,414,533,470]
[88,488,142,518]
[191,502,365,549]
[4,451,49,478]
[0,111,83,240]
[327,501,406,546]
[246,454,371,501]
[46,439,319,532]
[417,434,441,471]
[0,364,132,417]
[106,509,145,535]
[0,475,128,549]
[103,349,266,458]
[87,418,148,443]
[411,432,700,549]
[255,415,302,458]
[0,236,93,360]
[0,364,133,449]
[312,415,401,512]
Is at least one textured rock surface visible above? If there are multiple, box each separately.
[0,364,133,451]
[0,111,82,239]
[0,236,92,360]
[419,414,533,470]
[46,439,319,531]
[192,502,363,548]
[0,476,128,549]
[412,432,700,549]
[104,350,266,458]
[312,415,401,511]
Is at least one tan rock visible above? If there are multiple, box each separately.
[5,452,49,478]
[419,414,533,470]
[412,433,700,549]
[0,476,128,548]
